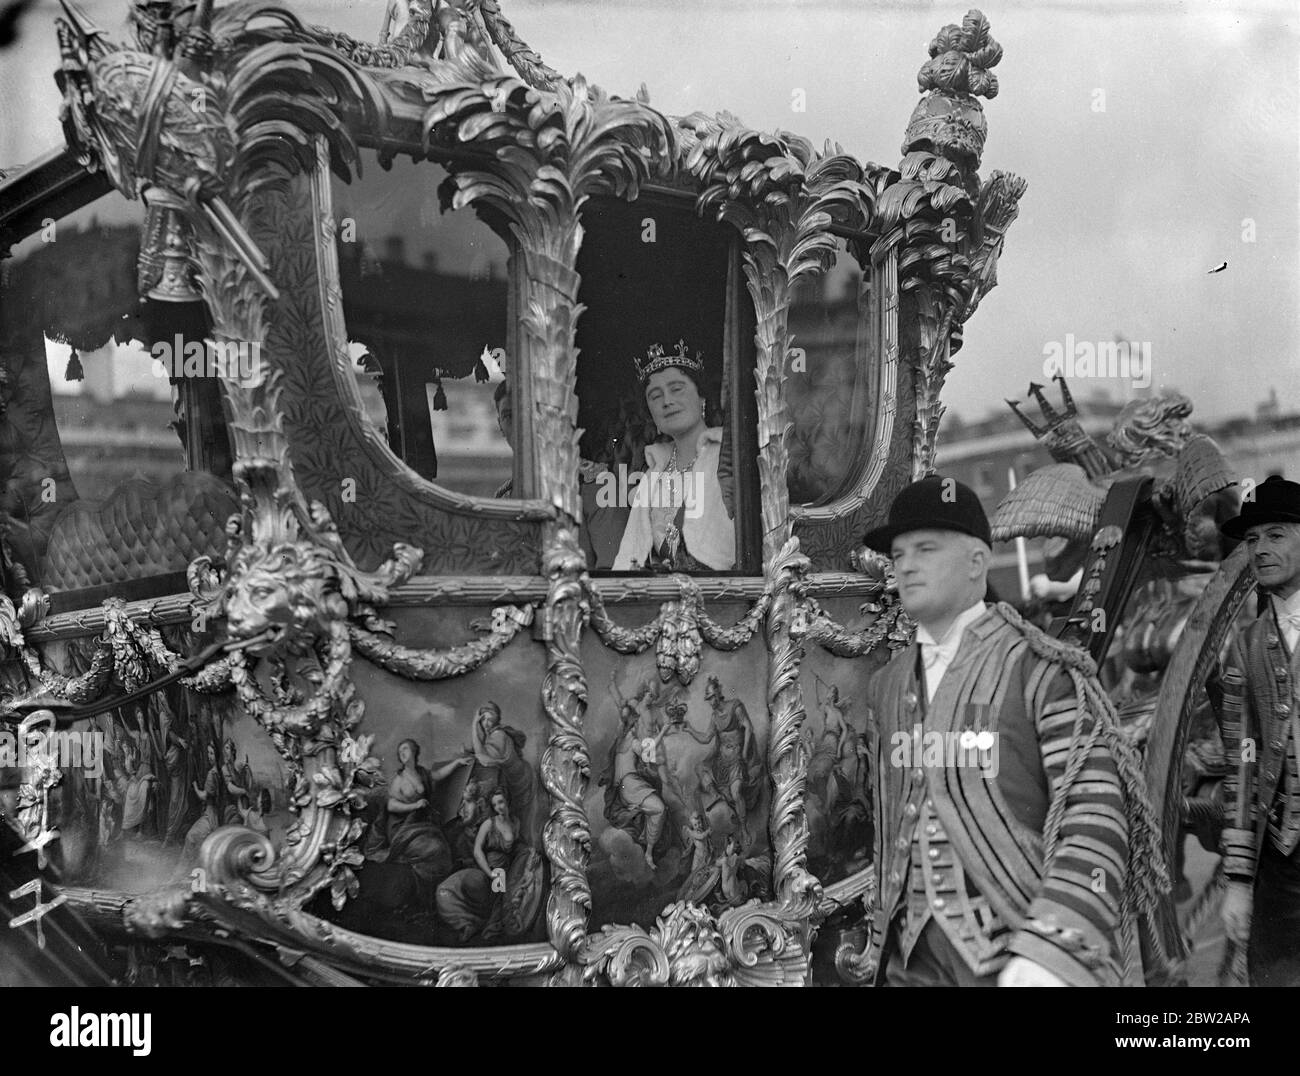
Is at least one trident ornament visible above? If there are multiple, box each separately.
[8,879,68,951]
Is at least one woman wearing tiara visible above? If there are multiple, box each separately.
[613,340,736,572]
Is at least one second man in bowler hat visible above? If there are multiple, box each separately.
[1218,475,1300,984]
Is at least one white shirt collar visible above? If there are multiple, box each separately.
[915,600,989,650]
[1273,589,1300,621]
[1273,590,1300,650]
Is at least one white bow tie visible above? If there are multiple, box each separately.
[922,641,958,670]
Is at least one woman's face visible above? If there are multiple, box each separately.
[479,707,500,731]
[207,746,216,765]
[491,792,508,817]
[398,741,413,766]
[644,368,703,440]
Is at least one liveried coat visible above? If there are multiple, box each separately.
[1219,609,1300,881]
[863,606,1130,986]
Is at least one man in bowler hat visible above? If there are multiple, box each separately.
[855,475,1154,987]
[1218,476,1300,984]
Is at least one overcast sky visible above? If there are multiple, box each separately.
[2,0,1296,424]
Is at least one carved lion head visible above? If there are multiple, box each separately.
[223,541,348,655]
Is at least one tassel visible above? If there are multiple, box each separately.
[472,355,489,382]
[432,374,447,411]
[65,349,84,382]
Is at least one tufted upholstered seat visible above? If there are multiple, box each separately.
[40,472,238,593]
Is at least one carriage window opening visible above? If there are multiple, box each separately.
[348,345,391,443]
[573,194,757,574]
[0,192,235,598]
[786,243,874,507]
[332,153,513,499]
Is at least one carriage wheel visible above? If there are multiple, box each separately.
[1141,543,1255,982]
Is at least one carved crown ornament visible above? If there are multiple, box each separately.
[5,1,1020,986]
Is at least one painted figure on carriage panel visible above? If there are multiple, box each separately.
[797,591,895,887]
[583,641,773,930]
[801,675,872,885]
[315,623,548,947]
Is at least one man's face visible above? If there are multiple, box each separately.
[890,529,983,626]
[495,395,514,450]
[1245,521,1300,598]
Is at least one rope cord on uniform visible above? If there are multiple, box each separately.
[995,604,1172,939]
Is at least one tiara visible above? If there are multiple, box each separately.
[633,339,704,383]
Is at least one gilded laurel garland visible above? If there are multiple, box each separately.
[585,593,667,654]
[10,597,187,708]
[348,605,534,678]
[806,549,914,656]
[805,601,912,658]
[585,575,775,683]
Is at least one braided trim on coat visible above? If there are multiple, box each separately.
[995,603,1172,937]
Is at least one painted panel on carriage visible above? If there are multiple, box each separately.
[580,613,774,930]
[1,634,261,897]
[797,595,897,887]
[307,607,550,948]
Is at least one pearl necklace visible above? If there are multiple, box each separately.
[665,443,699,504]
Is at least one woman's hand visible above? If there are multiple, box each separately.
[415,798,429,810]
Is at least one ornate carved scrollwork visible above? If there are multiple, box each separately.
[539,530,593,965]
[871,9,1024,478]
[679,115,879,563]
[583,899,809,987]
[763,538,820,911]
[424,70,675,525]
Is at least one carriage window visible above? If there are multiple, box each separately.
[332,153,513,499]
[786,242,874,506]
[573,194,758,574]
[0,191,236,601]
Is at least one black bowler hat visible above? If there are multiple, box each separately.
[1220,475,1300,540]
[863,475,992,553]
